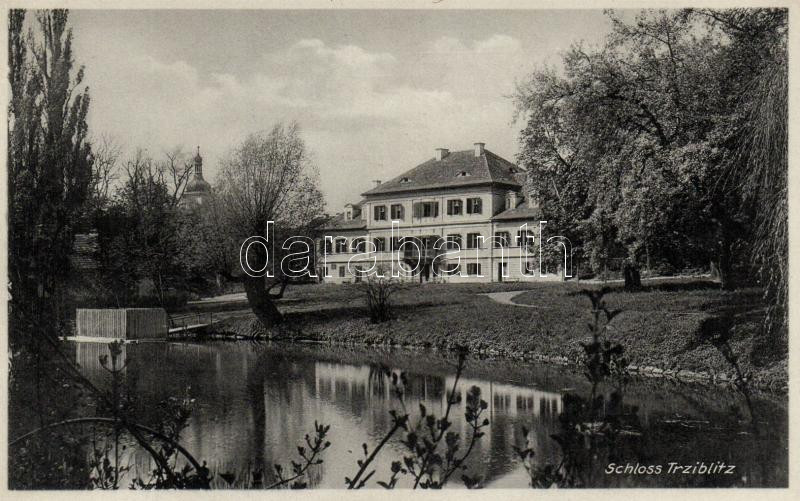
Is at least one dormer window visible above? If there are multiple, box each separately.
[456,171,470,177]
[345,209,352,221]
[400,177,410,183]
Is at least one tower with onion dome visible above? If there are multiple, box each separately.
[182,146,212,208]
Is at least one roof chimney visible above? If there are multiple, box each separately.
[435,148,450,161]
[474,142,485,157]
[373,179,382,187]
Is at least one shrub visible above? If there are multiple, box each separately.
[363,267,405,324]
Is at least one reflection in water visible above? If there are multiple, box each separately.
[69,341,787,488]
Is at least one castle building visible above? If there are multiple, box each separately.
[182,146,212,207]
[319,143,562,283]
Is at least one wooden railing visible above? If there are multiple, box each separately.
[167,311,215,331]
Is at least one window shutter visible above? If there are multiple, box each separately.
[413,202,421,218]
[434,202,439,217]
[446,201,452,216]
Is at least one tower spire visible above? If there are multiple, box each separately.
[193,145,203,179]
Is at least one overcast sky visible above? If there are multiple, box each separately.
[69,9,617,210]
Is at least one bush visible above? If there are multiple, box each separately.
[363,268,405,323]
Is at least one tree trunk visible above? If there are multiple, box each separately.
[717,217,736,290]
[623,260,641,290]
[243,277,284,327]
[710,260,720,280]
[717,243,735,290]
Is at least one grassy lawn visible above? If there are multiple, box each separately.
[209,279,786,390]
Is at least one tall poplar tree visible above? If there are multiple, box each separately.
[8,9,94,346]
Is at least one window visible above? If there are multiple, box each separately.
[466,233,481,249]
[391,236,402,251]
[345,209,352,221]
[400,177,410,183]
[374,237,386,252]
[441,262,460,275]
[455,171,470,177]
[445,234,462,250]
[494,232,510,248]
[324,239,333,254]
[516,230,535,248]
[467,263,481,276]
[466,197,482,214]
[374,205,387,221]
[339,267,346,278]
[414,201,439,219]
[352,237,367,253]
[446,199,463,216]
[335,238,347,253]
[390,204,404,220]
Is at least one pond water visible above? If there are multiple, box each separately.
[70,341,787,488]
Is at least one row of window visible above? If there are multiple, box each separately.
[327,261,538,277]
[324,231,535,254]
[444,230,535,250]
[372,197,483,221]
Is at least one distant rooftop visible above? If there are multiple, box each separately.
[321,212,367,232]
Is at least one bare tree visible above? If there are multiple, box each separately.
[216,123,325,327]
[121,148,194,207]
[89,134,122,206]
[163,146,195,203]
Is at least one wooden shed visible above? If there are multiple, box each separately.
[75,308,168,340]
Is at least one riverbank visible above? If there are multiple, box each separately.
[201,280,787,393]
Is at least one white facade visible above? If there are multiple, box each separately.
[319,145,564,284]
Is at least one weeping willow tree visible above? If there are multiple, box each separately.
[741,57,787,333]
[703,8,789,334]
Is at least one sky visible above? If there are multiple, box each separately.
[68,9,617,210]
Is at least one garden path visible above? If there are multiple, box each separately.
[482,290,548,308]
